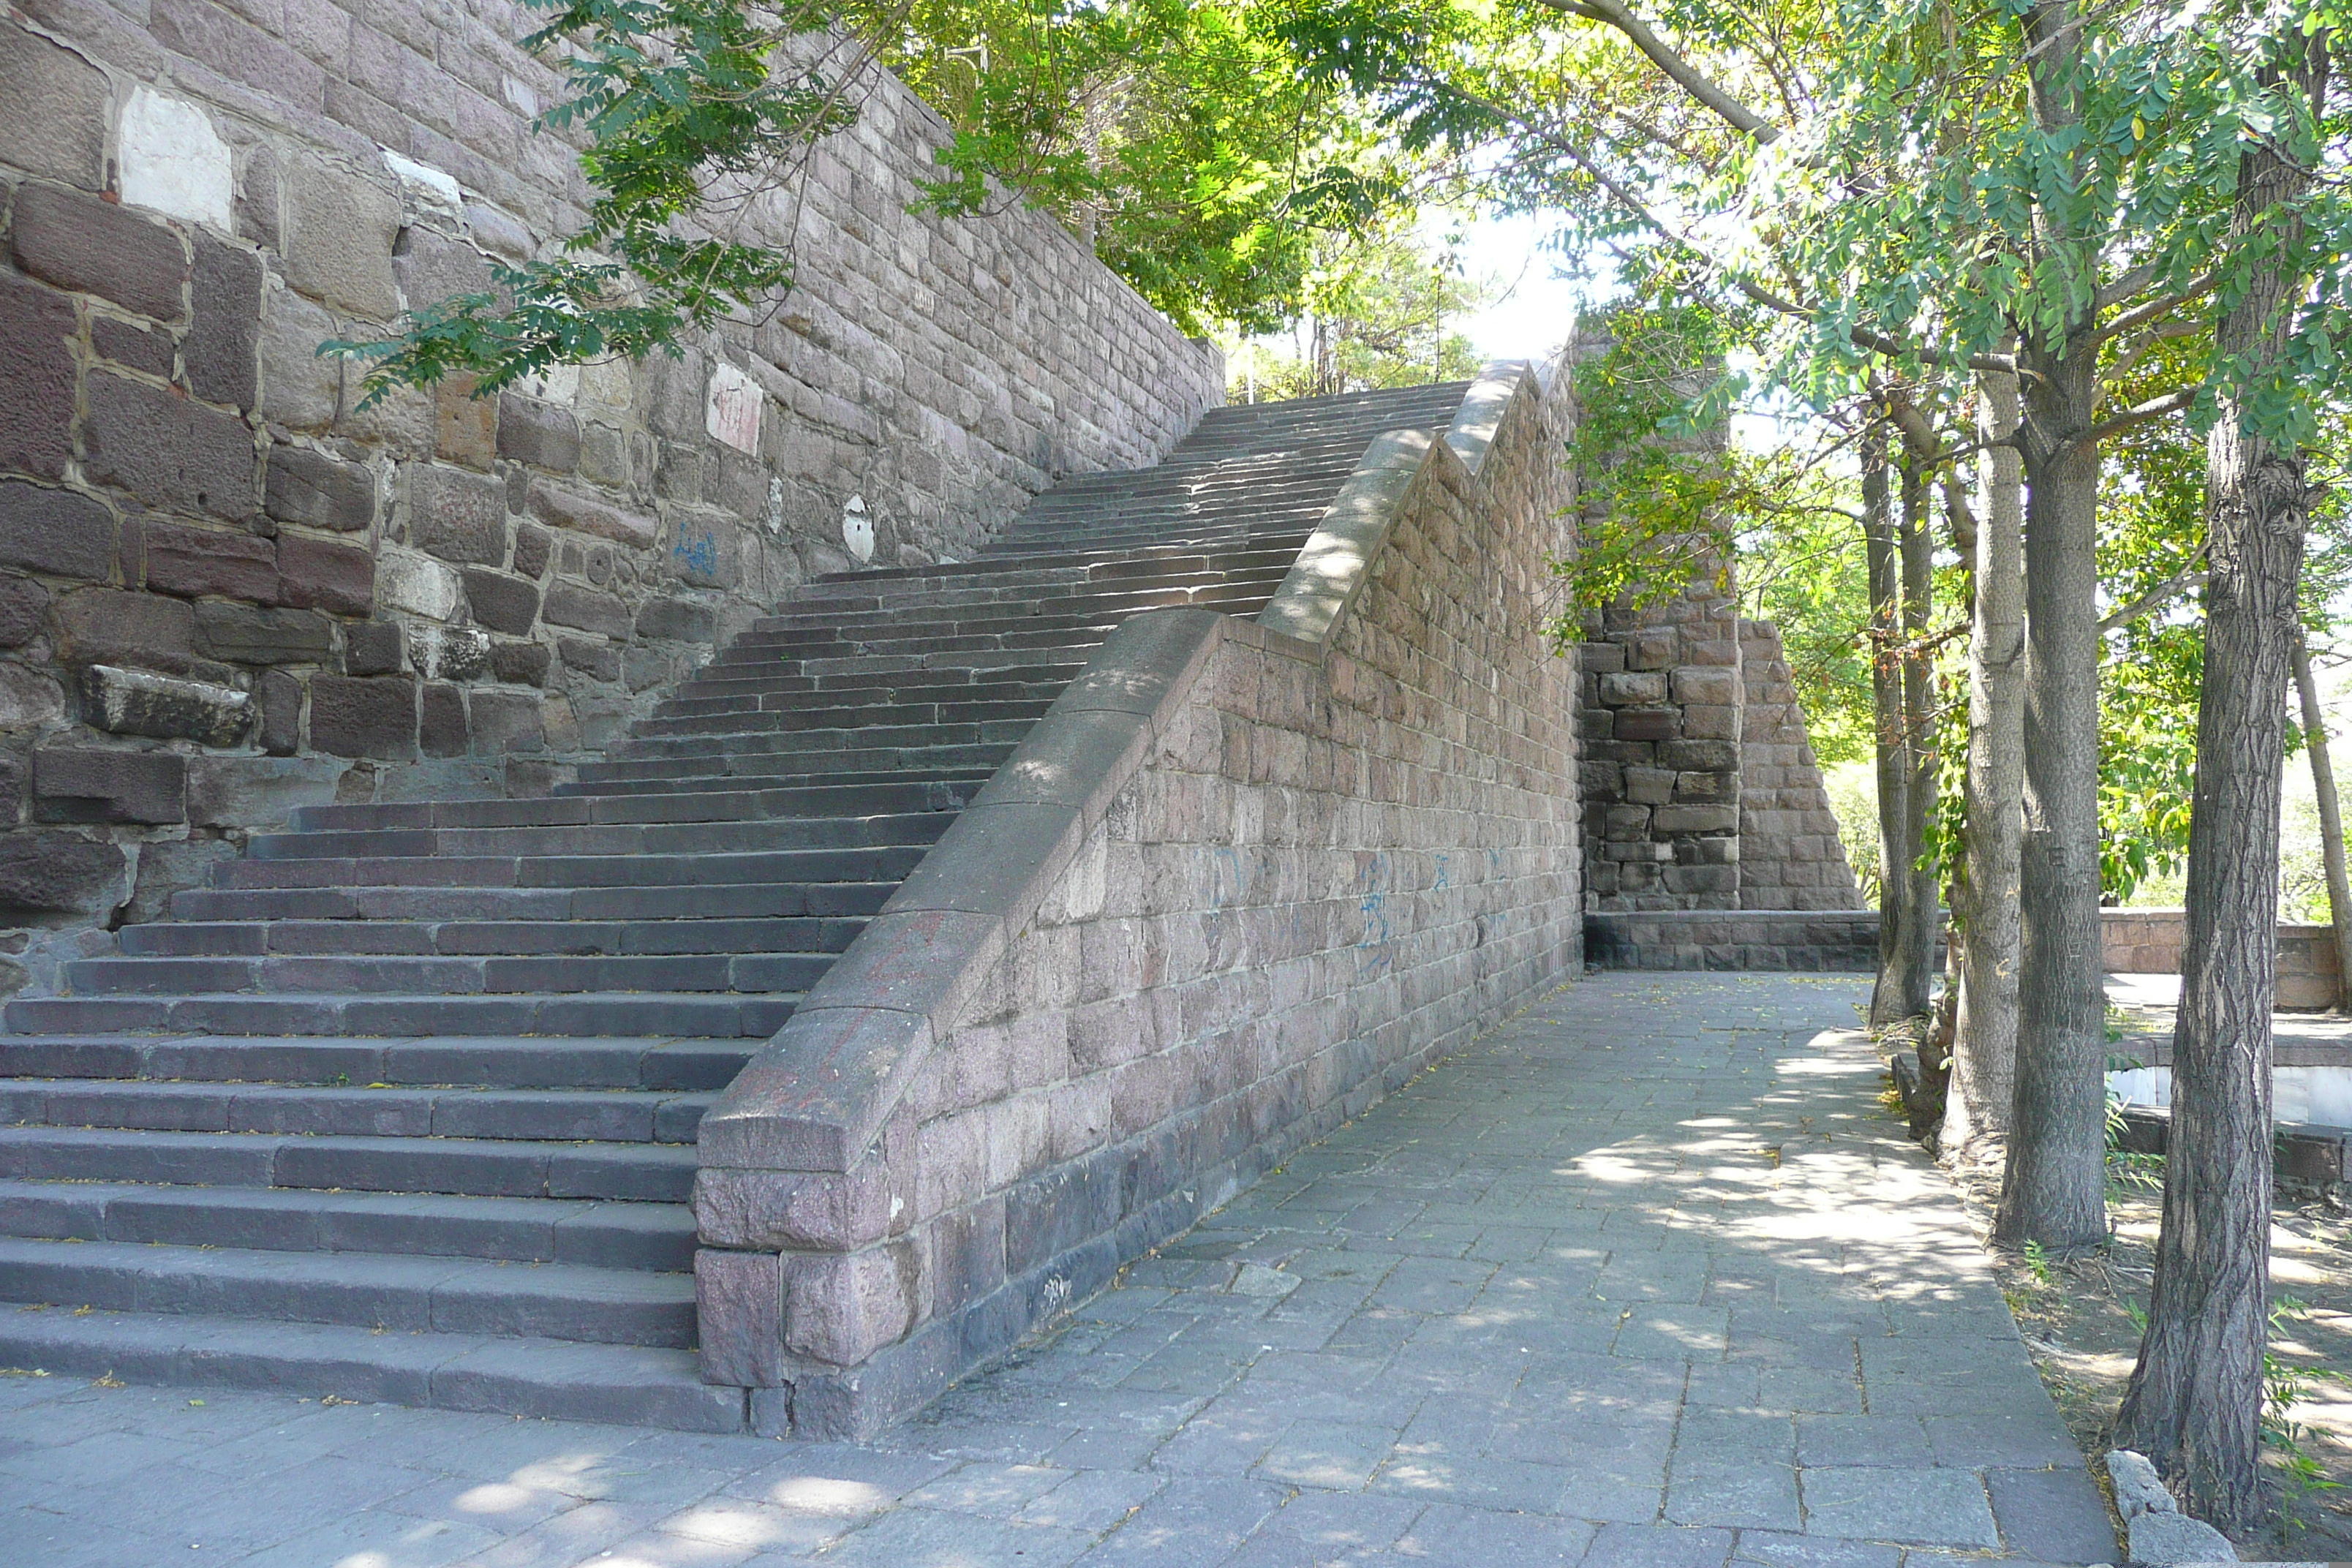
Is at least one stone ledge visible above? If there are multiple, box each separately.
[1584,909,1881,972]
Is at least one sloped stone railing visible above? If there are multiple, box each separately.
[693,358,1583,1437]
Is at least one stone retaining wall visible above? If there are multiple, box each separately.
[692,360,1583,1437]
[2103,909,2342,1010]
[1583,908,1879,972]
[0,10,1218,984]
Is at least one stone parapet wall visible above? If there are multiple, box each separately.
[0,11,1219,982]
[693,361,1581,1437]
[1584,909,1879,972]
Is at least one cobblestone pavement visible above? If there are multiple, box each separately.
[0,974,2119,1568]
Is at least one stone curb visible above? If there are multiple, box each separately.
[697,365,1544,1181]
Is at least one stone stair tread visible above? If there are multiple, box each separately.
[0,1077,714,1142]
[120,916,864,960]
[0,1306,745,1431]
[4,990,802,1041]
[0,1033,753,1088]
[0,1179,692,1269]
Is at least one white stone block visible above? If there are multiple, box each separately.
[118,87,232,230]
[380,148,463,214]
[707,360,763,453]
[377,549,463,621]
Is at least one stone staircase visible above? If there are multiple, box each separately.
[0,381,1472,1429]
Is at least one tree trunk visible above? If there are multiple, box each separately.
[1865,431,1916,1026]
[2292,636,2352,1011]
[1995,0,2111,1254]
[1896,453,1939,1016]
[2117,45,2324,1524]
[1949,367,2026,1158]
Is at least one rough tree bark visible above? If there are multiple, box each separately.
[1864,430,1921,1025]
[1948,368,2026,1156]
[2116,44,2326,1525]
[1995,0,2111,1254]
[2292,636,2352,1011]
[1896,452,1940,1016]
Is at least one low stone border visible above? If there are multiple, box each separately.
[1583,908,1882,971]
[2114,1104,2349,1198]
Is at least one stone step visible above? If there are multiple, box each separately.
[629,696,1057,739]
[572,743,1019,786]
[653,676,1069,718]
[0,1236,696,1346]
[4,989,802,1039]
[119,914,865,960]
[745,573,1286,631]
[0,1180,695,1270]
[0,1077,713,1141]
[64,949,834,998]
[0,1125,698,1199]
[0,1307,746,1430]
[0,1034,753,1090]
[285,773,984,830]
[206,843,930,891]
[606,722,1030,763]
[171,879,894,923]
[246,813,950,862]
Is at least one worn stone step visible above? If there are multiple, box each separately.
[68,949,833,999]
[630,697,1056,739]
[570,743,1018,787]
[0,1236,696,1346]
[0,1307,747,1430]
[120,914,865,960]
[0,1126,698,1199]
[171,878,891,923]
[0,1078,714,1142]
[0,1181,695,1270]
[606,723,1031,764]
[4,990,802,1039]
[207,843,927,892]
[655,677,1071,718]
[0,1034,753,1090]
[247,812,950,862]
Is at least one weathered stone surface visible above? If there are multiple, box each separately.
[276,535,374,617]
[307,674,416,758]
[636,597,716,643]
[186,754,344,827]
[557,637,619,682]
[489,639,548,687]
[0,663,65,729]
[0,481,115,581]
[467,688,542,752]
[527,480,657,549]
[284,159,400,318]
[8,184,187,322]
[82,372,259,522]
[32,747,186,825]
[0,576,50,648]
[0,274,77,480]
[0,21,111,189]
[54,592,196,674]
[117,85,234,230]
[407,624,489,682]
[407,464,508,565]
[140,520,279,603]
[511,524,552,580]
[375,549,459,621]
[498,396,579,471]
[391,226,494,312]
[461,569,539,636]
[434,376,498,470]
[265,445,375,533]
[419,681,467,756]
[543,581,630,639]
[78,663,250,747]
[258,285,340,429]
[0,831,127,916]
[256,667,300,755]
[184,236,265,410]
[195,603,331,665]
[92,317,174,378]
[343,619,402,676]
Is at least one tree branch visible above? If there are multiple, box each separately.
[2085,385,2199,444]
[2097,543,2212,632]
[1536,0,1781,143]
[2095,271,2219,343]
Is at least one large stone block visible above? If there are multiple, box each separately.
[420,681,467,756]
[140,520,279,603]
[184,236,264,410]
[32,747,186,825]
[195,603,332,666]
[636,597,716,643]
[434,376,498,469]
[284,159,400,318]
[55,591,197,674]
[543,581,630,638]
[0,831,129,917]
[1598,671,1668,706]
[0,274,76,479]
[276,535,374,617]
[82,372,258,522]
[498,395,580,471]
[265,445,375,533]
[391,227,494,312]
[7,184,186,322]
[0,576,49,648]
[259,285,342,429]
[460,569,538,635]
[695,1249,783,1389]
[0,480,115,581]
[308,674,416,758]
[117,86,234,231]
[78,663,250,746]
[527,480,657,549]
[0,22,111,189]
[780,1244,915,1366]
[467,689,542,752]
[186,754,344,828]
[407,464,509,565]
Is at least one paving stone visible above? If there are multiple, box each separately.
[1795,1468,2001,1550]
[1583,1522,1738,1568]
[1985,1467,2119,1564]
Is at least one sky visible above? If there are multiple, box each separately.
[1448,209,1590,365]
